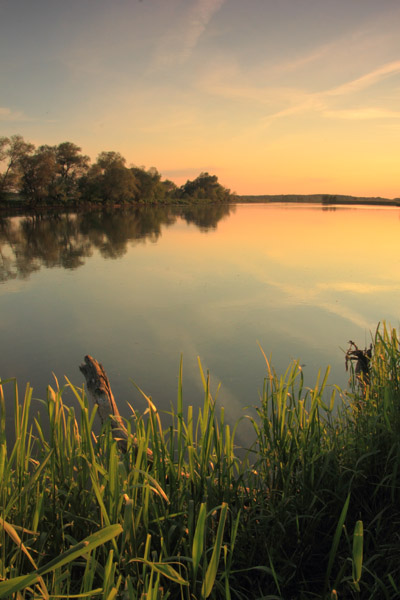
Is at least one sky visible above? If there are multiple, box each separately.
[1,0,400,197]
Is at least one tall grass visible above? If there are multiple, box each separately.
[0,324,399,599]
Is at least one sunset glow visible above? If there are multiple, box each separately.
[1,0,399,197]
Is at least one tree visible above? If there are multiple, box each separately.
[177,172,232,202]
[162,179,178,196]
[101,165,138,203]
[1,138,89,205]
[54,142,90,201]
[0,135,35,201]
[24,142,91,204]
[96,151,126,170]
[130,166,169,202]
[79,151,138,204]
[0,137,8,162]
[19,146,58,207]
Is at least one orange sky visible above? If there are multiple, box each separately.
[1,0,399,197]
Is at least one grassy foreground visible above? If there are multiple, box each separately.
[0,325,399,599]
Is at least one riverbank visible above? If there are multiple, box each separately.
[2,192,400,215]
[0,193,233,216]
[238,193,400,206]
[0,324,399,598]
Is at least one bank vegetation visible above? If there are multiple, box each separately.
[0,324,399,598]
[0,135,233,209]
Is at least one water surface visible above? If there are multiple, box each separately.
[1,203,399,443]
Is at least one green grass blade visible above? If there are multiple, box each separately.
[130,558,188,586]
[324,493,350,594]
[0,524,122,598]
[201,503,228,599]
[192,502,207,582]
[352,520,363,586]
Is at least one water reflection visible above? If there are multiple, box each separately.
[1,202,399,447]
[0,204,234,282]
[180,203,233,231]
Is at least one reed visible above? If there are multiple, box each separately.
[0,323,399,599]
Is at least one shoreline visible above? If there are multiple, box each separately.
[237,193,400,207]
[1,194,400,215]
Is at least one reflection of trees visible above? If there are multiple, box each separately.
[0,204,234,282]
[78,207,177,258]
[178,203,235,231]
[0,214,93,281]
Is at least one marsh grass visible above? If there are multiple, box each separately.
[0,324,399,599]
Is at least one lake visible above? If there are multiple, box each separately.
[1,203,399,445]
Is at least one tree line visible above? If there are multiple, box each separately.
[0,135,234,207]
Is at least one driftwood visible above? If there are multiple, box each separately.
[79,354,153,461]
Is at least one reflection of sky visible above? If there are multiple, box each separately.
[1,204,399,445]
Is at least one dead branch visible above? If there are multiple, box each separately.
[345,340,372,384]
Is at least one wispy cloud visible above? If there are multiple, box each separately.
[323,107,400,120]
[326,60,400,97]
[0,107,30,122]
[200,61,396,125]
[317,281,400,294]
[260,59,400,126]
[267,39,341,76]
[186,0,226,51]
[195,6,400,132]
[153,0,226,66]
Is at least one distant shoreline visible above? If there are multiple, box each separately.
[1,193,400,215]
[237,193,400,207]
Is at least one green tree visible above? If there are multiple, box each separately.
[0,135,35,201]
[19,146,58,207]
[162,179,178,196]
[101,165,138,203]
[130,166,173,202]
[178,172,232,202]
[24,142,91,204]
[54,142,90,201]
[96,151,126,170]
[79,151,138,204]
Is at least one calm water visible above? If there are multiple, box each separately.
[1,203,399,444]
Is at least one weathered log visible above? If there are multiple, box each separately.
[79,354,153,460]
